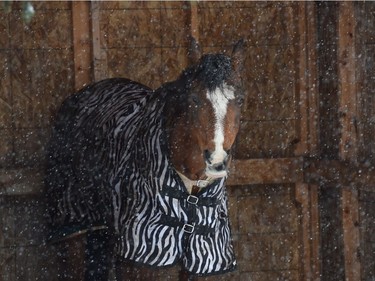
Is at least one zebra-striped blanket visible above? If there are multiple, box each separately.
[46,78,236,275]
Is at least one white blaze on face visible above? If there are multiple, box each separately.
[206,83,235,165]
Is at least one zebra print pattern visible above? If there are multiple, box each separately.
[45,78,236,275]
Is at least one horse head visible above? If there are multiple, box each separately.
[162,38,246,184]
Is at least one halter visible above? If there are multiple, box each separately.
[175,170,216,194]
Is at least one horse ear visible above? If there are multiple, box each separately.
[231,39,246,75]
[187,36,202,64]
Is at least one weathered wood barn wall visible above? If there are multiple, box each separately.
[0,1,374,280]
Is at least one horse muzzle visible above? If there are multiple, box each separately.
[204,150,230,178]
[205,164,228,178]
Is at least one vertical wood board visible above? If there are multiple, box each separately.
[338,2,359,163]
[342,186,361,281]
[72,1,92,90]
[294,2,319,157]
[295,183,321,281]
[316,2,340,159]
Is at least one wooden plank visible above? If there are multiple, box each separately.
[295,182,321,280]
[354,2,373,164]
[304,159,375,188]
[295,2,319,157]
[294,183,321,280]
[310,183,321,280]
[316,2,340,159]
[188,1,199,42]
[295,183,312,281]
[91,1,105,82]
[319,186,345,280]
[337,2,358,163]
[342,186,361,281]
[72,1,92,90]
[294,2,308,156]
[227,158,303,185]
[305,2,319,156]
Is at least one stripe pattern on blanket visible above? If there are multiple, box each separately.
[45,78,236,275]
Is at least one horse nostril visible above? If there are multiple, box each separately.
[214,163,225,172]
[204,150,212,164]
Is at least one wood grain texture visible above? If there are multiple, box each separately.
[227,157,303,185]
[72,1,92,90]
[338,2,358,163]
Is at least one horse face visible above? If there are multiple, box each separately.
[188,77,244,179]
[168,39,245,181]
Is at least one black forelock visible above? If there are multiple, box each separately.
[176,53,233,92]
[195,54,232,92]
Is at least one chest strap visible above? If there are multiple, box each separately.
[161,188,220,207]
[160,215,215,235]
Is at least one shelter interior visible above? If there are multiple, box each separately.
[0,1,374,280]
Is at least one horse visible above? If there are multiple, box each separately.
[44,38,246,281]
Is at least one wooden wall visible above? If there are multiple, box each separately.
[0,3,73,280]
[311,2,375,280]
[0,2,74,169]
[355,4,375,277]
[0,1,374,280]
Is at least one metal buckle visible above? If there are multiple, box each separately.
[196,180,209,188]
[187,195,199,204]
[183,223,195,233]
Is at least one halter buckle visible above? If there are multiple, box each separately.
[196,180,209,188]
[183,223,195,234]
[187,195,199,204]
